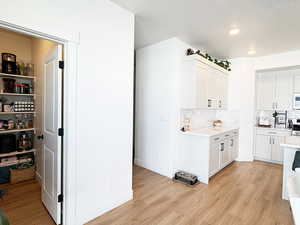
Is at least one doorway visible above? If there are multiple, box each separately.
[0,27,64,225]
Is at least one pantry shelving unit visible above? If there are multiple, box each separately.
[0,72,36,169]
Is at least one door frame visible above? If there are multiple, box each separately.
[0,20,78,225]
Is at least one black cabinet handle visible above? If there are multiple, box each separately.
[37,135,44,140]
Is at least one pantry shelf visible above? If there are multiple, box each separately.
[0,128,35,134]
[0,158,33,167]
[0,149,36,158]
[0,72,35,79]
[0,93,35,97]
[0,112,35,115]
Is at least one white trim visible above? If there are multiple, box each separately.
[0,21,79,225]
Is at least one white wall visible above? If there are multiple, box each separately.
[1,1,134,224]
[135,38,192,178]
[31,38,57,183]
[229,50,300,161]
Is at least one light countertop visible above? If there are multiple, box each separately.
[281,136,300,149]
[255,126,291,132]
[181,126,239,137]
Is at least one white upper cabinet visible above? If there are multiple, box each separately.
[181,56,229,109]
[293,70,300,93]
[256,72,276,110]
[276,71,293,110]
[256,71,293,111]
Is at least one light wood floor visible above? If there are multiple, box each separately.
[0,180,55,225]
[87,161,294,225]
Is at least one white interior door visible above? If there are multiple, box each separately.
[42,45,63,225]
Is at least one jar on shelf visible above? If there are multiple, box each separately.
[25,63,34,76]
[19,62,25,75]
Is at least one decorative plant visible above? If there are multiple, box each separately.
[186,48,231,71]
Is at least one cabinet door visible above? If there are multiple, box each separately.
[255,135,271,160]
[209,137,221,175]
[207,69,218,109]
[271,136,284,162]
[197,64,209,109]
[276,71,293,110]
[180,61,198,108]
[256,73,276,110]
[220,139,230,168]
[294,73,300,93]
[229,136,239,160]
[216,72,228,109]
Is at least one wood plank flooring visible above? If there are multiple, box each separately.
[87,161,294,225]
[0,180,55,225]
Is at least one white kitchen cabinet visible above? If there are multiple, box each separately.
[220,139,230,169]
[216,71,228,109]
[294,74,300,93]
[256,71,293,110]
[181,56,229,110]
[255,134,272,159]
[229,134,239,160]
[254,128,291,164]
[272,136,284,162]
[256,72,276,110]
[209,136,221,176]
[276,72,293,110]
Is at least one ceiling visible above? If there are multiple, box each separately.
[110,0,300,58]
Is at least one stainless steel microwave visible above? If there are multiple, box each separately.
[294,94,300,109]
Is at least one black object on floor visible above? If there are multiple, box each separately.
[173,171,198,186]
[292,151,300,171]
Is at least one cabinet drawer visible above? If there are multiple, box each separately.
[256,128,291,137]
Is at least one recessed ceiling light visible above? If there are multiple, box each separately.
[229,28,240,36]
[248,49,256,55]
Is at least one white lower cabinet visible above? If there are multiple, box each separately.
[254,128,291,164]
[209,137,221,176]
[209,130,239,177]
[220,139,230,169]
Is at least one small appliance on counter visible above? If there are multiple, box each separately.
[2,53,16,74]
[293,93,300,110]
[292,119,300,136]
[258,111,271,127]
[272,110,288,129]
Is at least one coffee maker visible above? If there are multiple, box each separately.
[272,110,287,128]
[2,53,16,74]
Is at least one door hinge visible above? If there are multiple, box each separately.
[58,128,64,136]
[59,61,64,69]
[58,194,63,203]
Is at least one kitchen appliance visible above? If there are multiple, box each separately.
[1,53,16,74]
[293,94,300,109]
[292,119,300,136]
[258,111,271,127]
[273,110,287,128]
[0,134,16,154]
